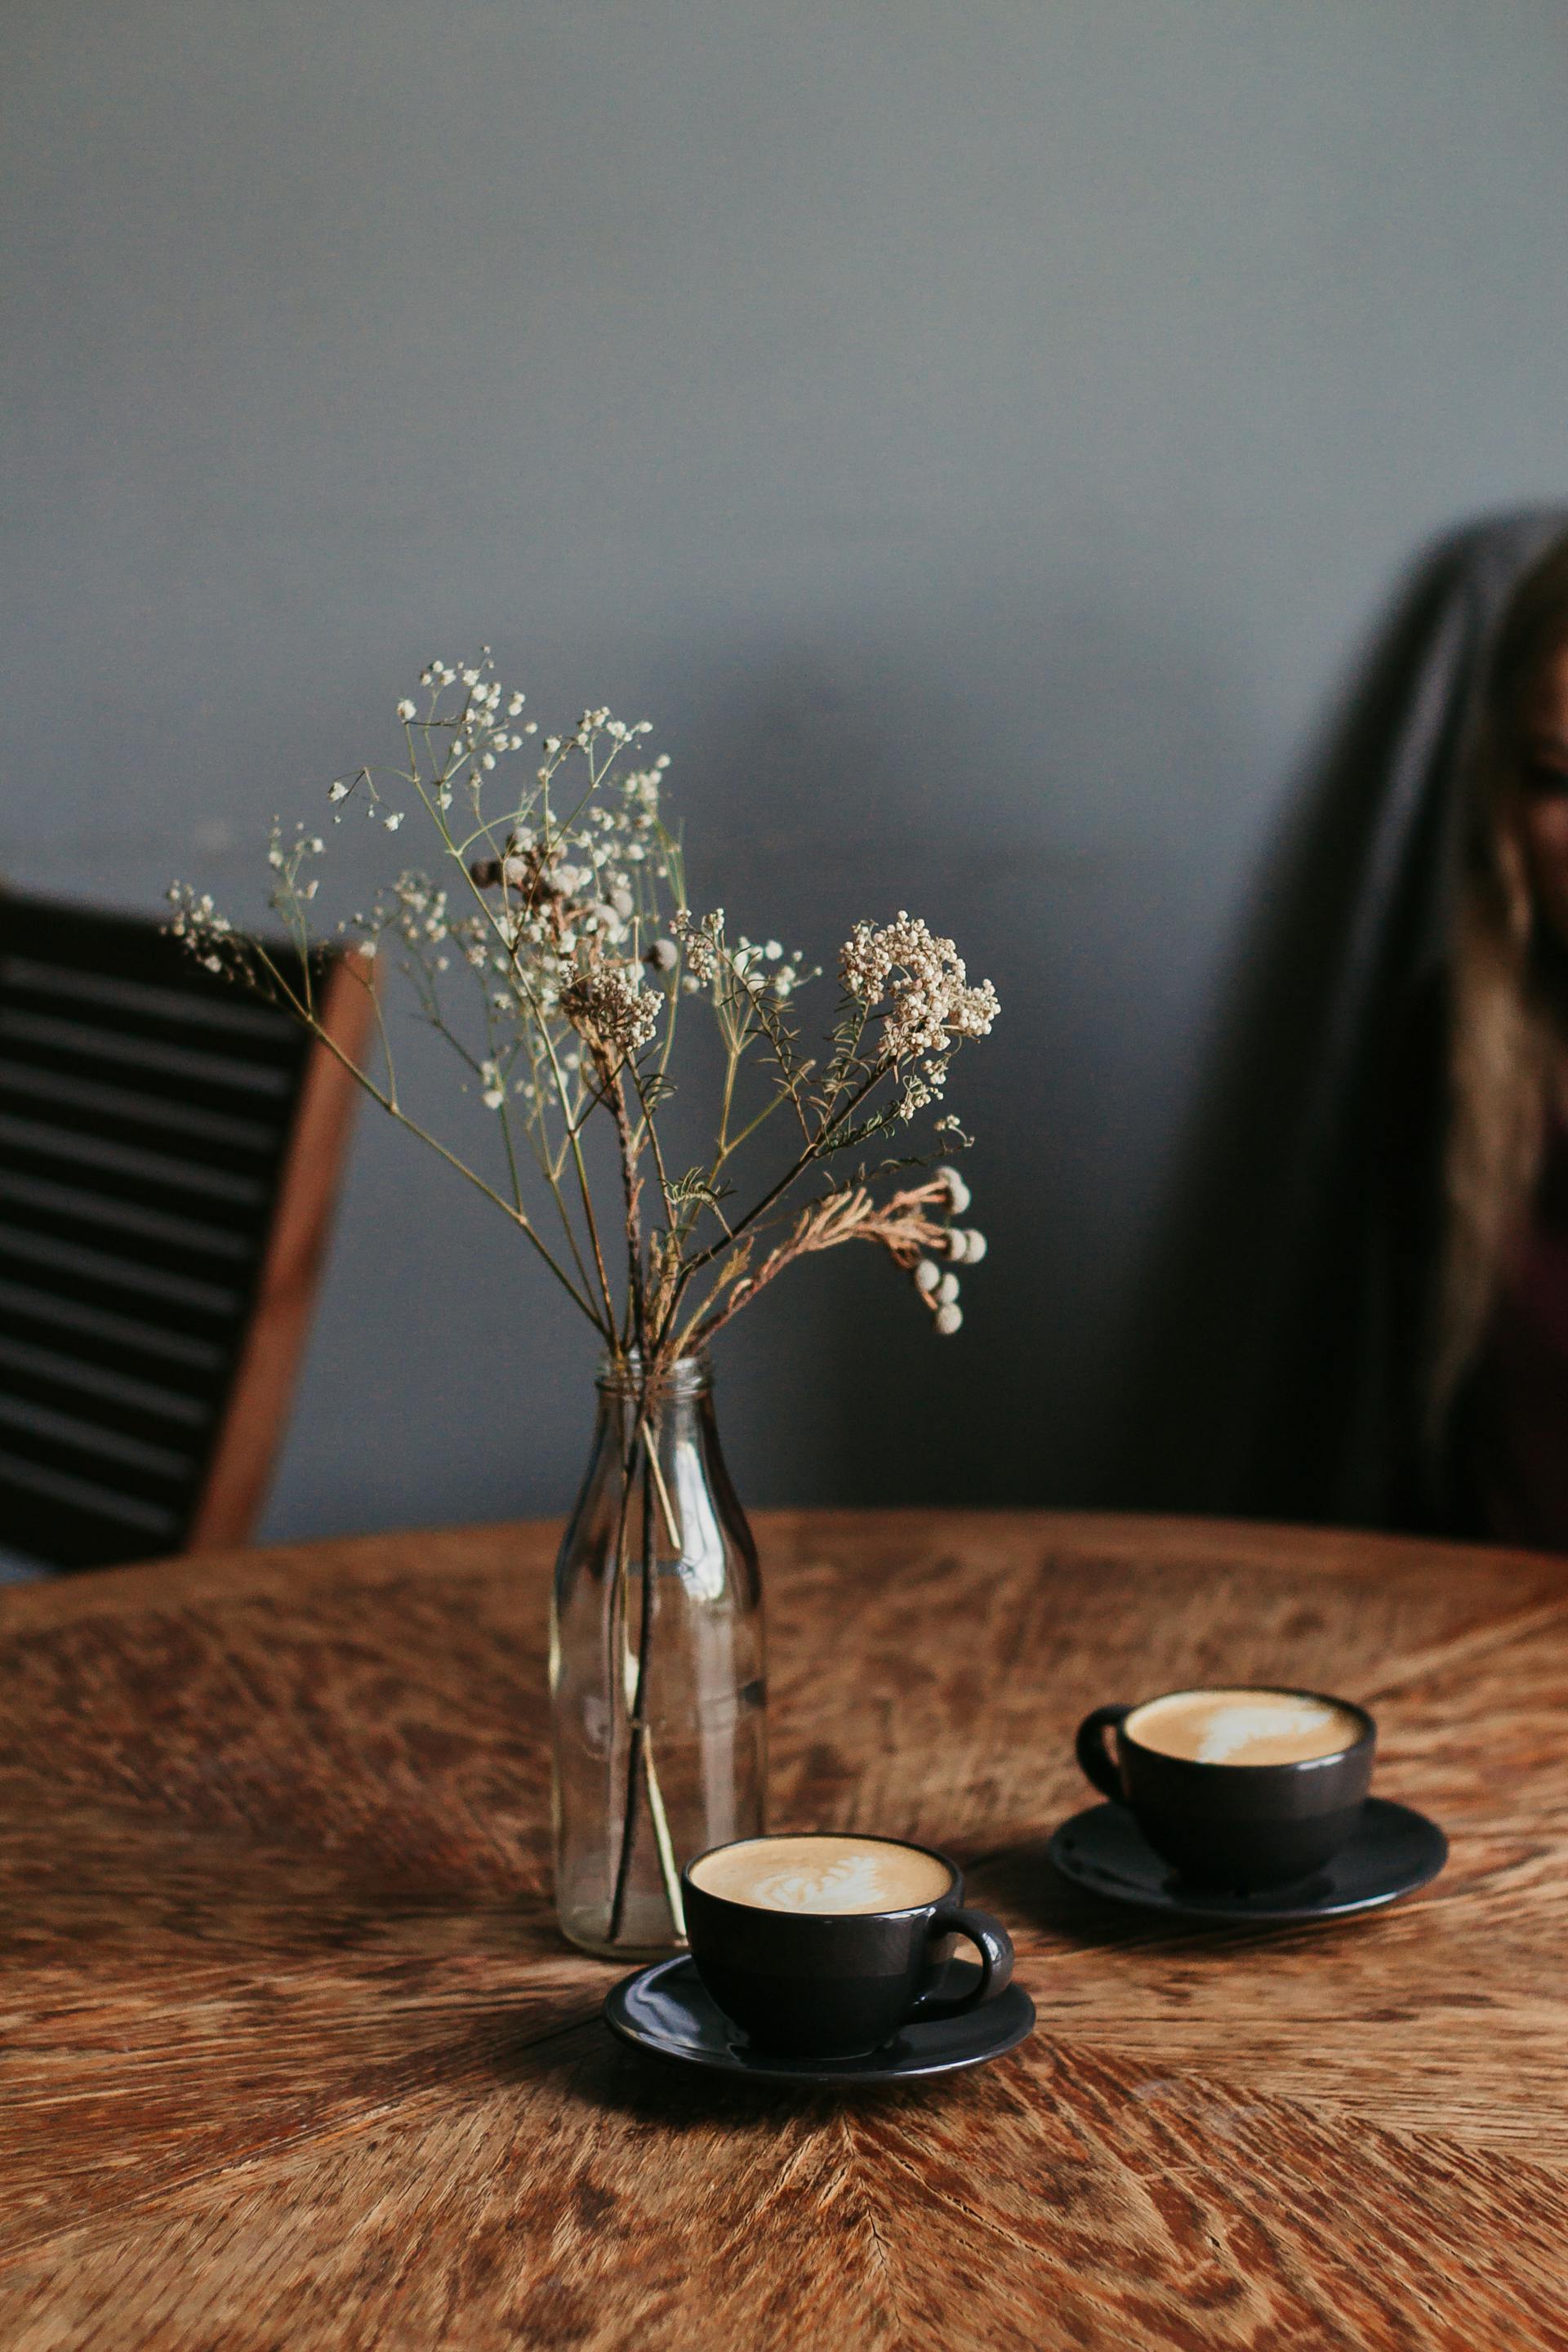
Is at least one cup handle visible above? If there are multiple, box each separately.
[910,1906,1014,2022]
[1076,1703,1132,1799]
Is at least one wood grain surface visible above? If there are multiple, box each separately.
[3,1508,1566,2350]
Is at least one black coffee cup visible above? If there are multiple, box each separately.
[1076,1686,1376,1890]
[682,1833,1014,2060]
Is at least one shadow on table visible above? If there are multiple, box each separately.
[970,1840,1167,1951]
[969,1838,1344,1958]
[475,1999,999,2125]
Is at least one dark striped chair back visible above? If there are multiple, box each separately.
[0,894,369,1570]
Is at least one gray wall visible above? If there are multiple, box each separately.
[3,1,1566,1541]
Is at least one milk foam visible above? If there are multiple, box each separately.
[1127,1687,1361,1766]
[1185,1697,1338,1762]
[688,1834,953,1913]
[741,1855,906,1913]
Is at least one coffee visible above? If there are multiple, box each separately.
[682,1833,1014,2057]
[1077,1683,1377,1887]
[1126,1687,1365,1768]
[686,1833,954,1915]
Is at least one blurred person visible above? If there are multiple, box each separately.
[1187,513,1568,1547]
[1427,533,1568,1546]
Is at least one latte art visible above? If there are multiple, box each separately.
[1127,1687,1364,1767]
[745,1855,903,1912]
[688,1834,954,1914]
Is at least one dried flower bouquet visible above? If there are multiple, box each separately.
[169,652,999,1944]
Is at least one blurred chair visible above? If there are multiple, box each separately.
[0,893,371,1570]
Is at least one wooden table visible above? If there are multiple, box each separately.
[6,1510,1568,2350]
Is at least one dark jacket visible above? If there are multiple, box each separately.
[1247,509,1568,1533]
[1122,510,1568,1535]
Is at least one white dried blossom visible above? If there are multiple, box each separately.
[913,1259,942,1295]
[673,907,722,984]
[840,915,1000,1063]
[934,1301,964,1336]
[935,1164,972,1215]
[644,938,677,973]
[960,1228,987,1263]
[396,698,416,721]
[936,1270,960,1306]
[945,1229,969,1263]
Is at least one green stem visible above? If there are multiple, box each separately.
[246,943,607,1330]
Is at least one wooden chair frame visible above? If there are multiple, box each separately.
[185,955,375,1551]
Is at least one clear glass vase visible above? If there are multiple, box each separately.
[550,1352,766,1958]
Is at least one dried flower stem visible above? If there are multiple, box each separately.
[684,1178,954,1351]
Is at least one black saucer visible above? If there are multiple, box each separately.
[604,1955,1036,2085]
[1048,1796,1447,1924]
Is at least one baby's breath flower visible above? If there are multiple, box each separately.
[672,906,721,983]
[396,698,416,721]
[841,915,999,1064]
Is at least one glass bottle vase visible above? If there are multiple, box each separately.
[550,1352,766,1958]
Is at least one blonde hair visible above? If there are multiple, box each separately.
[1433,537,1568,1435]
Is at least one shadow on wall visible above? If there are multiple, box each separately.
[1107,507,1568,1529]
[667,588,1248,1515]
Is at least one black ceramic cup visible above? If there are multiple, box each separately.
[1075,1686,1376,1890]
[682,1833,1014,2060]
